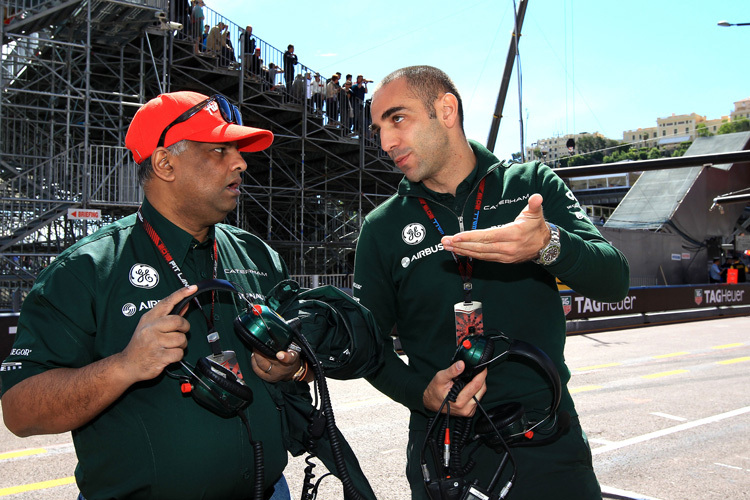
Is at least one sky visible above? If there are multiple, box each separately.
[219,0,749,161]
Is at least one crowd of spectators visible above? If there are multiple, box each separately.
[171,4,373,136]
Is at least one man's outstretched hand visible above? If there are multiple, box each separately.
[441,193,549,263]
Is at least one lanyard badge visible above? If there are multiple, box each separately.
[454,300,483,345]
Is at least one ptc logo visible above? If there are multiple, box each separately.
[122,303,137,317]
[129,263,159,289]
[402,223,426,245]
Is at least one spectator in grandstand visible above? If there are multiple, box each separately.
[201,24,209,52]
[240,25,256,72]
[0,91,305,499]
[325,73,340,125]
[191,0,205,54]
[339,77,354,133]
[310,73,325,115]
[206,22,225,58]
[266,63,283,91]
[222,29,236,67]
[250,47,263,79]
[350,75,370,135]
[283,44,297,93]
[291,73,306,102]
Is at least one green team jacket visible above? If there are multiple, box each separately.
[1,198,290,499]
[353,140,630,431]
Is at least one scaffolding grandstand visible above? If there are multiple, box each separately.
[0,0,401,310]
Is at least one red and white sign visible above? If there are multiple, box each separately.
[67,208,102,221]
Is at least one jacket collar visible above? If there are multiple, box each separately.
[139,197,216,267]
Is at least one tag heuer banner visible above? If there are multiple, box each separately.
[561,284,750,320]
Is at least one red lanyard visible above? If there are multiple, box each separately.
[418,178,485,302]
[137,208,218,325]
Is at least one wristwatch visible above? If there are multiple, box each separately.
[533,223,561,265]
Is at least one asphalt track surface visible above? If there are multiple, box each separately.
[1,315,748,499]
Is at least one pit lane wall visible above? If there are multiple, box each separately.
[2,285,750,363]
[563,283,750,334]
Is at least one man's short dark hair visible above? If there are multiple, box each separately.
[379,65,464,132]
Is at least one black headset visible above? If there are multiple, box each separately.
[452,334,563,447]
[170,279,373,500]
[170,279,257,418]
[422,334,568,500]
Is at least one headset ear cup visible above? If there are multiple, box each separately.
[477,337,495,367]
[474,402,526,439]
[234,316,277,357]
[195,356,254,403]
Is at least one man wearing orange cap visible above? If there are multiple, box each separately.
[0,91,300,499]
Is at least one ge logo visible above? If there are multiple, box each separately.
[402,223,426,245]
[129,263,159,289]
[122,303,137,317]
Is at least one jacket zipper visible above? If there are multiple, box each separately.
[405,161,504,232]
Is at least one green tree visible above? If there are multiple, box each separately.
[717,118,750,135]
[696,123,713,137]
[671,141,692,157]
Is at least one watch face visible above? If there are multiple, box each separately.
[540,244,560,265]
[545,246,560,264]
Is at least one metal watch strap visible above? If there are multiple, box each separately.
[533,222,561,265]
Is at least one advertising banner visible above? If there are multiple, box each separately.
[560,284,750,320]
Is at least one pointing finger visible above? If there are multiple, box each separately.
[155,285,198,316]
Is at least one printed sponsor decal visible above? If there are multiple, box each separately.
[484,193,530,210]
[561,296,572,316]
[694,289,703,306]
[139,300,160,311]
[206,100,220,115]
[122,303,137,317]
[401,243,444,268]
[129,263,159,289]
[225,268,269,277]
[9,348,32,356]
[570,295,637,314]
[0,361,23,372]
[402,223,426,245]
[701,288,745,305]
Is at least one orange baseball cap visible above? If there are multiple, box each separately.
[125,91,273,163]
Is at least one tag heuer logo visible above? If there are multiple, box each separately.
[561,296,572,316]
[129,263,159,289]
[402,223,426,245]
[694,289,703,306]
